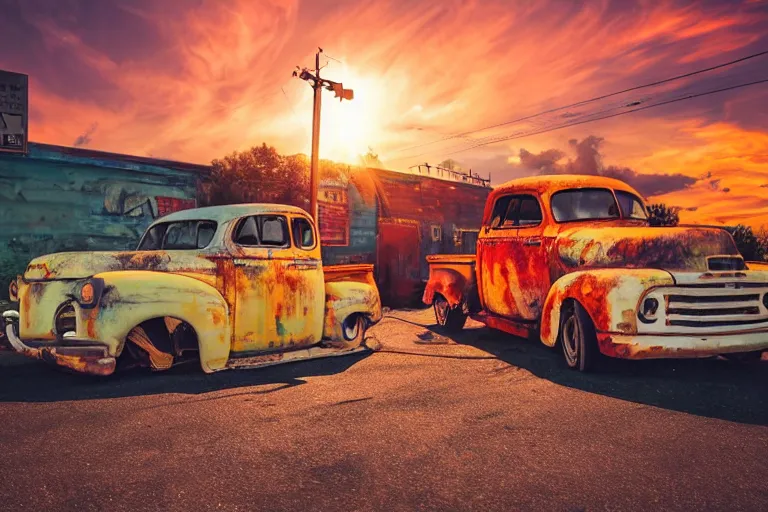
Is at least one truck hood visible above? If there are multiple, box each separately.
[23,251,219,281]
[555,226,741,273]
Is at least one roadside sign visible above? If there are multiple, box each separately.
[0,70,28,154]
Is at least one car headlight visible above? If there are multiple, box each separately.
[8,279,18,302]
[638,297,659,323]
[75,278,104,309]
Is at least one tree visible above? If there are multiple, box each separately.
[730,224,767,261]
[646,203,679,227]
[199,144,358,208]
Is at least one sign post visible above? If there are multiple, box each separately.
[0,70,28,154]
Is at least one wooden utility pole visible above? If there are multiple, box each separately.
[294,48,354,223]
[309,49,322,222]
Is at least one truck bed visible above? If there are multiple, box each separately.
[423,254,478,308]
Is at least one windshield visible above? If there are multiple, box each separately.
[137,220,217,250]
[551,188,620,222]
[615,190,648,220]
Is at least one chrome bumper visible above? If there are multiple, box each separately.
[2,310,116,376]
[597,329,768,359]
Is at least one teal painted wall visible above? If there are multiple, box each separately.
[0,143,205,298]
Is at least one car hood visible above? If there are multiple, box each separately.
[555,226,741,273]
[23,250,219,281]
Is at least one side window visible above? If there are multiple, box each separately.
[518,197,543,226]
[292,217,315,250]
[196,222,216,248]
[259,216,288,247]
[489,196,518,228]
[234,216,260,246]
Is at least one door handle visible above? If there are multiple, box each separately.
[523,239,542,247]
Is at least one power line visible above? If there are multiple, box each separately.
[388,49,768,156]
[441,78,768,156]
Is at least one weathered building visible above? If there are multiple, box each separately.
[321,168,491,306]
[0,143,207,296]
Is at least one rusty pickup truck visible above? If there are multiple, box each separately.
[423,175,768,371]
[2,204,382,376]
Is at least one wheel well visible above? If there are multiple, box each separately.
[120,316,199,369]
[556,298,599,343]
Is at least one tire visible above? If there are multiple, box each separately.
[559,301,600,372]
[339,315,367,350]
[722,350,764,363]
[433,295,468,332]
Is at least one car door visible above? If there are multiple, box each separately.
[478,194,521,318]
[231,214,322,354]
[508,194,549,321]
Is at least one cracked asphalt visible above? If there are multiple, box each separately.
[0,308,766,511]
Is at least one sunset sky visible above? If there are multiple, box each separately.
[1,0,767,227]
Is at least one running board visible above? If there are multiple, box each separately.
[224,345,368,371]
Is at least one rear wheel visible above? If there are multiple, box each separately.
[340,315,367,350]
[433,295,467,332]
[560,301,599,372]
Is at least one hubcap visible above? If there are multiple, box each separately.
[562,314,580,364]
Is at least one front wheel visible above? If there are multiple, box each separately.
[560,302,600,372]
[433,295,467,332]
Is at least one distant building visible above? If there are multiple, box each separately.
[321,167,491,306]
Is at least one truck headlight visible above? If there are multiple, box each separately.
[638,297,659,323]
[75,278,104,309]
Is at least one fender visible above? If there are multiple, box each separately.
[422,267,468,307]
[83,271,232,373]
[539,269,674,347]
[324,281,382,341]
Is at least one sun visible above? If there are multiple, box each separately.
[319,68,385,164]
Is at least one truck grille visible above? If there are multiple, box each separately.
[665,285,768,328]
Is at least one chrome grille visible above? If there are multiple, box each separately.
[664,286,768,328]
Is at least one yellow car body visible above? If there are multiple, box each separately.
[3,204,382,376]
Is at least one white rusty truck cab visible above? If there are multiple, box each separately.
[3,204,382,376]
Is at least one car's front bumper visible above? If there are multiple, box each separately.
[597,329,768,359]
[3,311,116,376]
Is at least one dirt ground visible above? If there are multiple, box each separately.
[0,307,766,511]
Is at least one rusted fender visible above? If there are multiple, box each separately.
[323,280,382,341]
[423,254,477,307]
[539,268,674,347]
[86,271,232,373]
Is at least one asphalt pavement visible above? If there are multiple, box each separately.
[0,308,766,511]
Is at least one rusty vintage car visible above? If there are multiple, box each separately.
[423,175,768,371]
[2,204,382,376]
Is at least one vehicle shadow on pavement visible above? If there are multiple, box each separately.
[0,351,371,403]
[429,324,768,426]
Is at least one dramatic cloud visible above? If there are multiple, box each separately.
[0,0,767,225]
[511,135,697,197]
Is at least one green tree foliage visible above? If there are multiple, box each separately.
[730,224,767,261]
[199,143,356,208]
[646,203,679,227]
